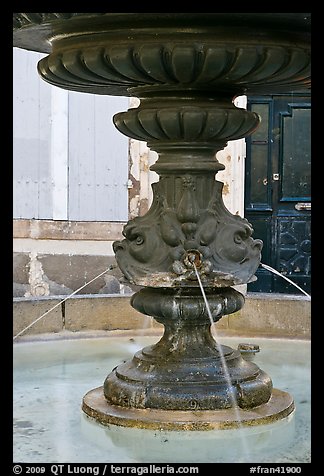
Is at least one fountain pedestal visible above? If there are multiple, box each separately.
[13,13,310,429]
[105,288,271,411]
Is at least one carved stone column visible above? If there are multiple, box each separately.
[13,13,310,430]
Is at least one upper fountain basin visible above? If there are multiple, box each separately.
[13,13,311,96]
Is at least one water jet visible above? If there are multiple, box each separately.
[13,13,310,432]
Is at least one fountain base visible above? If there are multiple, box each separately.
[82,387,294,431]
[101,288,274,412]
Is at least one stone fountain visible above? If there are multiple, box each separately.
[13,13,310,430]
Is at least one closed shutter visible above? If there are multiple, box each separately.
[13,48,129,222]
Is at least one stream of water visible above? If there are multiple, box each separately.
[260,263,311,299]
[193,263,251,461]
[191,259,310,459]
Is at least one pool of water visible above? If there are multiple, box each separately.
[13,335,311,463]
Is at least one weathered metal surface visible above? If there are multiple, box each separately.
[238,343,260,354]
[104,287,273,411]
[13,14,310,95]
[112,90,263,287]
[83,387,295,430]
[113,174,262,287]
[238,343,260,361]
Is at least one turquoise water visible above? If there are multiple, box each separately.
[13,335,310,463]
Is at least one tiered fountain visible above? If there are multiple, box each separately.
[13,13,310,430]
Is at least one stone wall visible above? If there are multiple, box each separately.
[13,220,132,297]
[13,293,311,340]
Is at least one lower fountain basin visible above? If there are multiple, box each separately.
[13,334,310,463]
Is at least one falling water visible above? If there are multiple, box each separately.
[193,263,251,460]
[260,263,311,299]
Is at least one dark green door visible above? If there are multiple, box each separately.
[245,95,311,294]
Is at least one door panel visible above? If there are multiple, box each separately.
[245,95,311,294]
[274,217,311,293]
[245,100,272,211]
[280,108,311,200]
